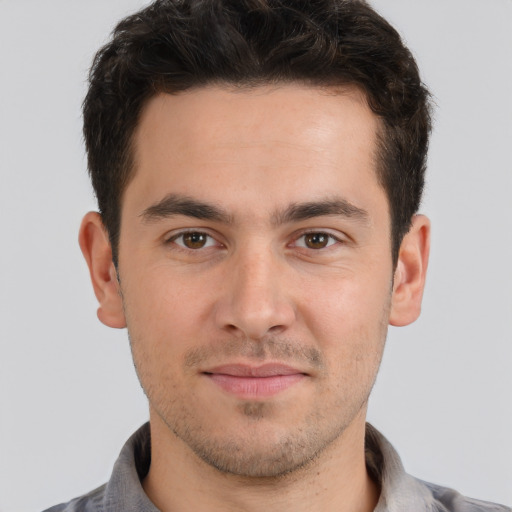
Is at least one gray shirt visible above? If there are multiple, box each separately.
[43,423,510,512]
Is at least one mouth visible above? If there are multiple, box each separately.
[202,363,307,399]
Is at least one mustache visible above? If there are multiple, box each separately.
[184,337,324,370]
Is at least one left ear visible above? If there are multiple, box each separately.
[389,215,430,327]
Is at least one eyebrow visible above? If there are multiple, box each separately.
[271,198,370,226]
[140,194,369,226]
[140,194,233,224]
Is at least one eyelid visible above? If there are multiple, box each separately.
[164,228,223,249]
[162,228,347,250]
[289,229,347,249]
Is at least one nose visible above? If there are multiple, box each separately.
[214,247,296,340]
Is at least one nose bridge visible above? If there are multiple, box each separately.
[216,241,295,339]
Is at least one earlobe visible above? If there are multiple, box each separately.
[78,212,126,329]
[389,215,430,327]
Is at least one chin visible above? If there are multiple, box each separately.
[171,411,348,478]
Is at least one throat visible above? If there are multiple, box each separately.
[142,410,380,512]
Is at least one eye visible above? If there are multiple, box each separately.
[170,231,217,250]
[294,232,339,250]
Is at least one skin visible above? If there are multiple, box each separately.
[80,84,430,512]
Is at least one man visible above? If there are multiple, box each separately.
[44,1,509,511]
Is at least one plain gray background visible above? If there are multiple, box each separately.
[1,1,511,510]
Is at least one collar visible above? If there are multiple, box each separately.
[99,423,440,511]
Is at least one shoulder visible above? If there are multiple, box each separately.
[365,424,509,512]
[41,484,106,512]
[421,480,511,512]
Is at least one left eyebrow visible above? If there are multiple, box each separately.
[140,194,233,224]
[272,198,370,226]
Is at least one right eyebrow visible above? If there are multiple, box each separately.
[140,194,233,224]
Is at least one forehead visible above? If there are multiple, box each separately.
[126,84,385,219]
[135,84,378,155]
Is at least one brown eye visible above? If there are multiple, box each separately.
[181,232,209,249]
[304,232,330,249]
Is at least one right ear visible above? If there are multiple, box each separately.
[78,212,126,328]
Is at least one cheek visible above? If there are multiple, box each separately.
[124,276,195,401]
[126,262,211,320]
[298,268,391,381]
[122,269,198,354]
[300,269,392,338]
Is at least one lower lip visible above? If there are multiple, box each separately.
[205,373,305,399]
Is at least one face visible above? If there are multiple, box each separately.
[113,85,397,477]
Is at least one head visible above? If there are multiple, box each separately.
[83,0,432,267]
[79,0,431,481]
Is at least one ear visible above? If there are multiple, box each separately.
[389,215,430,327]
[78,212,126,329]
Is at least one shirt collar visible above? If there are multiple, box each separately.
[102,422,436,512]
[103,423,158,511]
[365,424,439,512]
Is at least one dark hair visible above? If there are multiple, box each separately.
[83,0,432,265]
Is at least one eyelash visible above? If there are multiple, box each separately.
[165,230,344,252]
[291,231,342,250]
[166,230,220,250]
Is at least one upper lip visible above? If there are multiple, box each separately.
[203,363,306,377]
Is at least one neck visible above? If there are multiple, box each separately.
[143,409,380,512]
